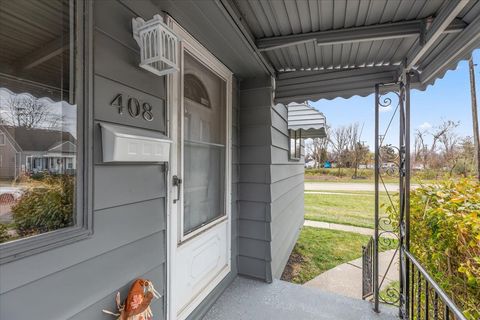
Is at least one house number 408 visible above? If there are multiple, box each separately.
[110,94,154,121]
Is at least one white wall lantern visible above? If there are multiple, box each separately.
[100,123,172,163]
[132,14,180,77]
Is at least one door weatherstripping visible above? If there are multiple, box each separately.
[132,14,180,77]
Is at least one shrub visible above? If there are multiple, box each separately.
[415,168,440,181]
[0,224,11,243]
[12,175,74,236]
[30,171,46,180]
[387,179,480,319]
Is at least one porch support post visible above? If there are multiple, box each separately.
[399,80,405,319]
[374,84,380,313]
[404,72,412,319]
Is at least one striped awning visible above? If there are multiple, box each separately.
[287,103,327,139]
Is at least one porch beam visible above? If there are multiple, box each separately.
[256,19,466,52]
[420,12,480,84]
[274,66,402,103]
[15,35,68,70]
[405,0,471,70]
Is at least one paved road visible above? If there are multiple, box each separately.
[305,182,419,192]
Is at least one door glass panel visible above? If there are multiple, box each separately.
[183,52,226,235]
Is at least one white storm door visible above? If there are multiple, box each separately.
[168,19,232,320]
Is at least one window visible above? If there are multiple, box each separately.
[182,52,227,235]
[0,0,91,262]
[289,129,302,160]
[0,133,5,146]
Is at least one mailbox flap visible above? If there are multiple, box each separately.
[100,123,172,163]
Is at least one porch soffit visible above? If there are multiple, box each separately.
[223,0,480,102]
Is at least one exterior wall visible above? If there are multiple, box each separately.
[238,77,304,282]
[269,103,305,279]
[0,1,240,320]
[0,139,17,179]
[0,1,168,319]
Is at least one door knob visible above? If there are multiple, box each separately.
[172,175,182,204]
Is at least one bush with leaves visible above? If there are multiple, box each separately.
[12,175,74,236]
[0,223,11,243]
[387,179,480,319]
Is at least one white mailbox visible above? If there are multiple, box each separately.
[100,123,172,163]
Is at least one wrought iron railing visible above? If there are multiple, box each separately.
[403,250,467,320]
[363,76,469,320]
[362,237,374,299]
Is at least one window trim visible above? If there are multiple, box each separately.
[289,129,302,161]
[0,0,93,264]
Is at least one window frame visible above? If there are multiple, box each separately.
[289,129,302,161]
[0,0,93,264]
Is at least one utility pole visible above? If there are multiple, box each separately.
[469,55,480,181]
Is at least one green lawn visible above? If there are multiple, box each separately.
[304,168,445,184]
[380,281,400,306]
[304,191,394,229]
[281,227,397,284]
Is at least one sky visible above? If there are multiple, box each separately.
[0,88,77,138]
[309,49,480,151]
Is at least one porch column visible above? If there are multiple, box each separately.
[238,75,275,283]
[238,75,306,283]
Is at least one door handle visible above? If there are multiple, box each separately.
[172,175,182,204]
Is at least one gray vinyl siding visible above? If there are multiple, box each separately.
[270,103,305,279]
[238,82,274,282]
[238,78,304,282]
[0,0,279,318]
[0,1,168,319]
[0,137,16,179]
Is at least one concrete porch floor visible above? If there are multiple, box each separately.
[203,277,399,320]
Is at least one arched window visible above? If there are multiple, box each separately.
[184,74,210,108]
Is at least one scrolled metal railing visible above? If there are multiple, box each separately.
[362,237,374,299]
[404,250,467,320]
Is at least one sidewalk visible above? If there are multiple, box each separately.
[304,220,397,239]
[304,249,399,300]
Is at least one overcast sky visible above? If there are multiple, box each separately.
[310,49,480,151]
[0,88,77,138]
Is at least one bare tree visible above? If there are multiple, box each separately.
[456,137,476,176]
[307,127,330,168]
[438,125,460,173]
[4,95,63,129]
[414,120,460,170]
[414,129,428,169]
[328,123,367,174]
[329,125,352,167]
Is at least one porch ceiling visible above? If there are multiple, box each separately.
[222,0,480,102]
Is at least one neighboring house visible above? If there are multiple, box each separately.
[0,126,76,179]
[304,160,316,169]
[0,1,478,320]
